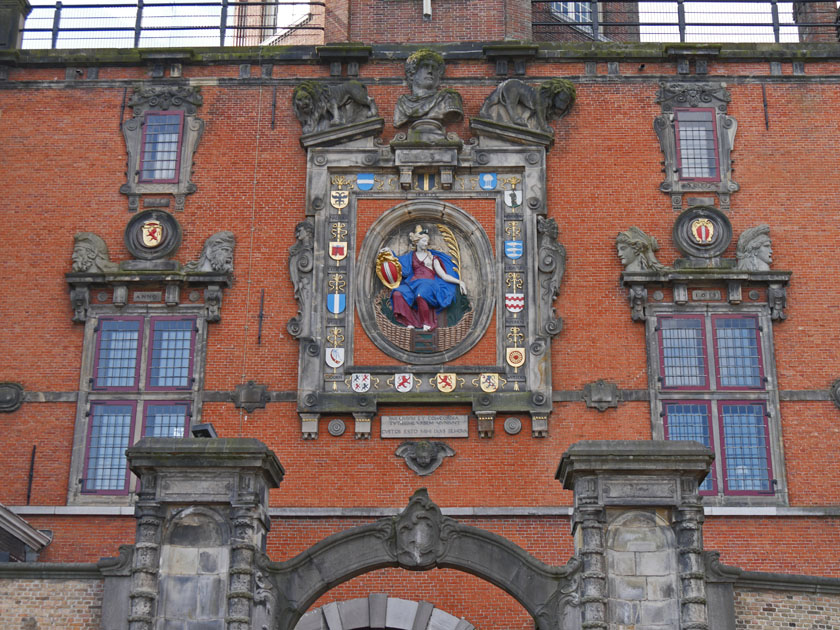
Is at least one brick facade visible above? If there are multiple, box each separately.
[1,0,840,626]
[0,578,103,629]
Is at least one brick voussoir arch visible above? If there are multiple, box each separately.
[260,489,581,630]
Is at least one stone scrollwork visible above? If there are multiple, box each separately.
[627,285,648,322]
[120,85,204,212]
[292,79,379,135]
[287,219,314,339]
[184,231,236,274]
[536,217,566,337]
[395,441,455,476]
[654,81,738,201]
[477,78,576,134]
[768,284,787,321]
[386,488,455,568]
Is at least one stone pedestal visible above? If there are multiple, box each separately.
[121,438,284,630]
[557,440,713,630]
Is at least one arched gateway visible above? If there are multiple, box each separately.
[255,489,580,630]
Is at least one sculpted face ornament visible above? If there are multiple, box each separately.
[736,224,773,272]
[394,49,464,128]
[616,227,666,272]
[185,231,235,273]
[71,232,118,273]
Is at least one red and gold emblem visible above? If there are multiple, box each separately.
[690,218,714,244]
[435,373,457,393]
[376,250,402,290]
[506,347,525,370]
[141,220,163,247]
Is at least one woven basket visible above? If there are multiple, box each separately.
[374,289,473,352]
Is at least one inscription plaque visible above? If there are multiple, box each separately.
[134,291,162,302]
[692,289,722,301]
[381,415,469,438]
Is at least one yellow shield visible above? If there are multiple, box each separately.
[141,220,163,247]
[436,373,457,393]
[376,250,402,290]
[506,347,526,369]
[479,373,499,393]
[690,218,714,244]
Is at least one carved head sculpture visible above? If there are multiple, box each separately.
[295,220,314,244]
[391,488,442,568]
[72,232,117,273]
[538,78,576,120]
[405,49,445,96]
[408,225,430,251]
[186,231,235,273]
[616,227,666,272]
[736,224,772,271]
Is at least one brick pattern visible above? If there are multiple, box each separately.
[734,589,840,629]
[0,578,103,629]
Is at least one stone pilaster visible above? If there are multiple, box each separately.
[557,440,714,630]
[125,438,284,630]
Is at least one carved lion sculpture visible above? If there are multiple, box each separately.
[292,80,379,135]
[478,78,576,134]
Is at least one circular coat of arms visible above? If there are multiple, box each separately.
[672,205,732,260]
[357,201,494,365]
[124,209,182,260]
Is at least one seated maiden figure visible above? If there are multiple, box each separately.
[383,225,467,331]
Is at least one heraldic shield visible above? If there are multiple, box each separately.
[357,201,495,364]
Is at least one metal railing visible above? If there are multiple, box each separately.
[20,0,840,48]
[533,0,839,43]
[21,0,324,48]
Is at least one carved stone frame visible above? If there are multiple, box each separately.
[653,81,738,210]
[119,85,205,212]
[356,200,495,365]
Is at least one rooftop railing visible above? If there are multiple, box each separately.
[20,0,324,48]
[18,0,840,49]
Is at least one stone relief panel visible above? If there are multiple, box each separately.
[289,70,575,439]
[357,202,493,363]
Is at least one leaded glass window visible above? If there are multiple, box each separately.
[148,318,194,389]
[84,402,134,493]
[139,111,183,183]
[663,402,715,493]
[720,402,772,493]
[144,403,189,438]
[675,108,719,181]
[714,316,763,389]
[658,316,708,389]
[93,318,142,389]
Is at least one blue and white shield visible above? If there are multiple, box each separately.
[327,293,346,314]
[356,173,374,191]
[479,173,497,190]
[505,240,523,260]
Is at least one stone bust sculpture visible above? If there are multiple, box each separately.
[71,232,118,273]
[185,231,236,273]
[616,227,666,272]
[736,224,772,271]
[394,49,464,128]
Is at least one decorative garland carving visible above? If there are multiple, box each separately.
[536,217,566,337]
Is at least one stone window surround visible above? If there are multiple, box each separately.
[645,303,787,507]
[673,107,721,182]
[68,307,207,505]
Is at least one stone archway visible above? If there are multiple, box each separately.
[294,594,475,630]
[257,489,581,630]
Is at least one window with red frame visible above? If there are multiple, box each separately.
[674,108,719,182]
[83,316,195,494]
[139,111,184,183]
[655,313,775,497]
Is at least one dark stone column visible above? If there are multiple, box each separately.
[558,440,714,630]
[0,0,30,50]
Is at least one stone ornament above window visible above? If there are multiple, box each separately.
[653,81,738,211]
[66,214,234,323]
[120,85,204,213]
[394,49,464,129]
[292,80,383,148]
[616,214,790,322]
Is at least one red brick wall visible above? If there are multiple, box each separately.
[2,50,840,630]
